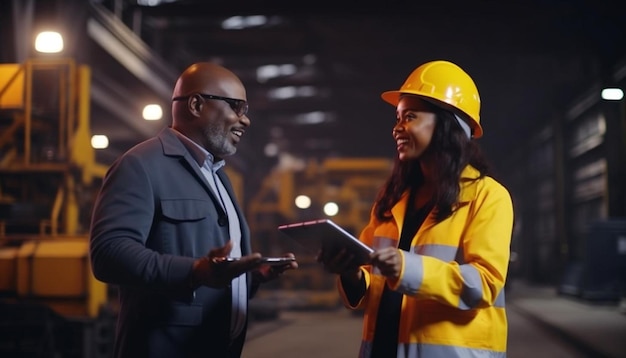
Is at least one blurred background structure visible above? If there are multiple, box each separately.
[0,0,625,357]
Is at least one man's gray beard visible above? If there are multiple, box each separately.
[205,126,236,158]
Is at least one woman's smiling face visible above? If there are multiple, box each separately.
[393,96,437,161]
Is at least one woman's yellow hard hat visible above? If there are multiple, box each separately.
[381,60,483,138]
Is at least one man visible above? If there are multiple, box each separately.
[89,62,297,358]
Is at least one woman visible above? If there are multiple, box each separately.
[318,60,514,357]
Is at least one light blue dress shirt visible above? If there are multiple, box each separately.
[172,129,247,342]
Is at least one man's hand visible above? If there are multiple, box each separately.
[253,253,298,284]
[190,241,263,288]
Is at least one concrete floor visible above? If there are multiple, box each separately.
[242,305,588,358]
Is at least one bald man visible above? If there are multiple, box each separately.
[90,62,297,358]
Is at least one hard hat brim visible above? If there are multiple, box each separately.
[380,90,483,138]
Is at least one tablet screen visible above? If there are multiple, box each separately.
[277,219,373,265]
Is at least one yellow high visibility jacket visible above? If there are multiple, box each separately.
[338,165,514,357]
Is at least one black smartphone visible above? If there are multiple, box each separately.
[221,256,296,266]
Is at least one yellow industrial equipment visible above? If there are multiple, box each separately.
[0,56,395,354]
[247,157,393,309]
[0,58,112,357]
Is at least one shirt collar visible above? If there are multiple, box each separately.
[458,165,481,202]
[171,128,225,171]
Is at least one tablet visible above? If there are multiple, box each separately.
[277,219,373,265]
[220,257,296,266]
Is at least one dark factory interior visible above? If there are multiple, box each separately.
[1,1,625,357]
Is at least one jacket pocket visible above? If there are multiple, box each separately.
[167,303,203,326]
[161,199,211,222]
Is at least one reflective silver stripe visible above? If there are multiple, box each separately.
[360,341,506,358]
[494,287,506,308]
[373,235,397,250]
[400,342,506,357]
[396,253,423,295]
[413,243,457,261]
[459,264,483,309]
[373,239,505,309]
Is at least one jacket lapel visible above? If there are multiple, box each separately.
[158,127,228,218]
[216,169,251,255]
[391,165,481,234]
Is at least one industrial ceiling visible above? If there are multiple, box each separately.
[2,0,626,191]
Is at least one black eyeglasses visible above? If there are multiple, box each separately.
[172,93,248,117]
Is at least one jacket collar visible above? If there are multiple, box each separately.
[390,165,481,231]
[159,127,188,158]
[458,165,481,203]
[157,127,231,216]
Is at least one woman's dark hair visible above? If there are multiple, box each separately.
[374,105,491,222]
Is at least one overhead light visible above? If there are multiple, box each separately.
[295,195,311,209]
[35,31,63,53]
[257,64,297,83]
[91,135,109,149]
[296,86,316,97]
[294,111,334,125]
[137,0,160,5]
[269,86,297,99]
[244,15,268,27]
[268,85,317,100]
[137,0,178,6]
[601,88,624,101]
[222,15,268,30]
[143,104,163,120]
[323,202,339,216]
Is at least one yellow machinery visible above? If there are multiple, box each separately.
[0,58,112,357]
[247,157,393,309]
[0,57,394,354]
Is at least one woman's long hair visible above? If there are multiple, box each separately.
[374,106,491,222]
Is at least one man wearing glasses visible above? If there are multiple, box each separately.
[89,62,297,358]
